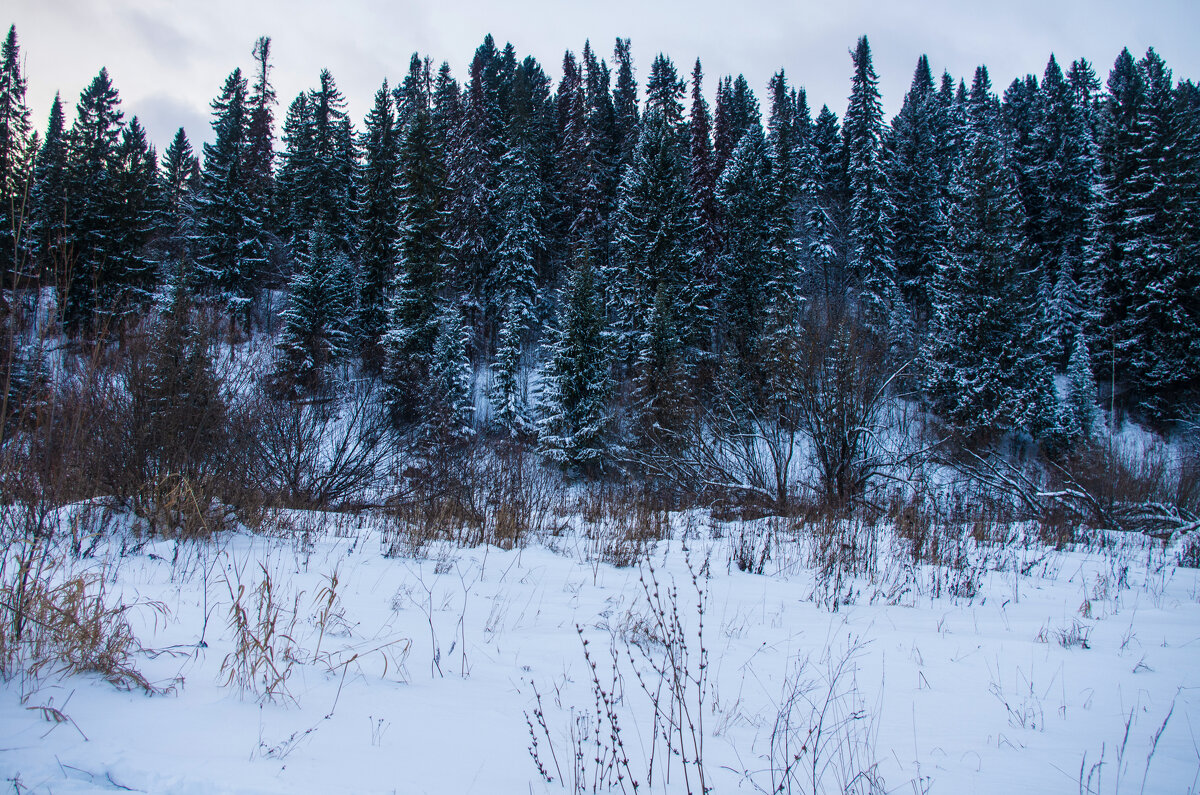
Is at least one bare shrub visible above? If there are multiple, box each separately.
[384,441,563,555]
[586,486,671,568]
[752,637,886,795]
[809,516,878,611]
[528,555,710,794]
[249,380,392,510]
[731,522,772,574]
[951,436,1198,540]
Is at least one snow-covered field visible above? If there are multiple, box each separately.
[1,509,1198,794]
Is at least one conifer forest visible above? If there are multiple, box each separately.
[0,19,1199,794]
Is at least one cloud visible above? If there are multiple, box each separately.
[131,92,211,151]
[119,7,199,69]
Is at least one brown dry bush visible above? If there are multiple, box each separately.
[384,440,563,556]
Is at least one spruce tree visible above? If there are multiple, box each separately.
[1062,329,1098,442]
[688,59,720,278]
[924,67,1055,440]
[614,72,697,361]
[810,104,849,299]
[245,36,277,248]
[0,25,32,284]
[885,55,945,327]
[61,69,125,333]
[612,38,639,171]
[537,246,612,473]
[196,68,265,321]
[276,92,316,259]
[356,81,400,364]
[843,36,904,340]
[716,124,774,374]
[109,117,160,308]
[1025,55,1098,363]
[159,127,200,276]
[383,95,448,422]
[1117,50,1200,416]
[310,70,357,253]
[273,228,353,395]
[424,301,474,443]
[30,94,67,279]
[713,74,760,177]
[490,110,547,434]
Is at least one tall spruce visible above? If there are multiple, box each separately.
[688,59,720,277]
[61,69,125,332]
[0,25,32,283]
[612,38,639,171]
[196,68,265,320]
[159,127,200,272]
[246,36,277,255]
[885,55,945,327]
[537,245,612,473]
[273,227,353,395]
[490,64,550,434]
[383,84,448,422]
[356,81,400,364]
[843,36,904,340]
[109,116,159,304]
[1118,50,1199,416]
[614,54,698,369]
[924,67,1055,440]
[30,94,67,279]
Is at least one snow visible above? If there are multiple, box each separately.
[1,511,1198,793]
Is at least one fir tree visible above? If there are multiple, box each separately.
[1062,329,1098,442]
[383,95,448,422]
[843,36,904,340]
[61,68,125,332]
[1024,55,1098,362]
[310,70,357,253]
[108,116,160,307]
[688,59,720,276]
[159,127,200,275]
[630,282,690,450]
[614,87,697,359]
[490,110,548,434]
[449,42,506,342]
[196,68,265,321]
[885,55,945,327]
[245,36,277,247]
[276,92,316,258]
[30,94,67,279]
[716,124,774,374]
[537,246,612,474]
[357,81,400,363]
[1117,50,1200,416]
[0,25,32,283]
[809,104,849,299]
[612,38,639,171]
[424,302,474,443]
[924,67,1055,440]
[713,74,760,177]
[273,227,353,395]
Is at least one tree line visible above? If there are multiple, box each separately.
[2,25,1198,481]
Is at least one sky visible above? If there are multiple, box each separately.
[9,0,1200,151]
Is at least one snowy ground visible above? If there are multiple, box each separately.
[1,509,1198,794]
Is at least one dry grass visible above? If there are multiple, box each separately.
[220,564,302,705]
[0,568,164,693]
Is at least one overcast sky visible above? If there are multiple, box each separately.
[10,0,1200,151]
